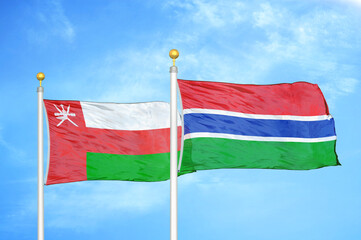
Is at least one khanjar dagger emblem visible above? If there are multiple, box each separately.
[53,104,78,127]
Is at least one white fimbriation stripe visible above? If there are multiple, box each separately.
[81,101,181,130]
[184,132,337,143]
[183,108,333,121]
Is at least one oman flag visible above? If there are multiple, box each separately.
[44,100,182,185]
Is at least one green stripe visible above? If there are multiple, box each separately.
[87,151,193,182]
[179,138,339,173]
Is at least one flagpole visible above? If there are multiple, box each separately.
[37,72,45,240]
[169,49,179,240]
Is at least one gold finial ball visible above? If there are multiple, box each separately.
[36,72,45,81]
[169,49,179,60]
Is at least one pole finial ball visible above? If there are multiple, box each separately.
[169,49,179,60]
[37,72,45,81]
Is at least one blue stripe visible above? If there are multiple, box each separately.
[184,113,336,138]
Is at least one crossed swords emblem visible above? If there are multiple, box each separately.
[53,104,78,127]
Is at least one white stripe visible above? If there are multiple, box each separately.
[81,101,181,130]
[184,132,337,143]
[183,108,332,121]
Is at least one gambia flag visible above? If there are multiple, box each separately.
[177,79,339,173]
[44,100,182,185]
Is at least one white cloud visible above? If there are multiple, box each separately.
[338,78,358,93]
[44,181,169,229]
[253,2,283,27]
[47,0,360,115]
[333,0,361,7]
[29,0,75,43]
[3,179,169,231]
[103,1,359,108]
[320,77,359,107]
[165,0,246,28]
[52,0,358,108]
[248,3,361,107]
[82,47,171,103]
[0,126,26,161]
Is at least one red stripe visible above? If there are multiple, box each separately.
[44,100,180,185]
[178,79,329,116]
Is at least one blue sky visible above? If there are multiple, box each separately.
[1,0,361,239]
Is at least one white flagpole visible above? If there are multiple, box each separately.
[37,72,45,240]
[169,49,179,240]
